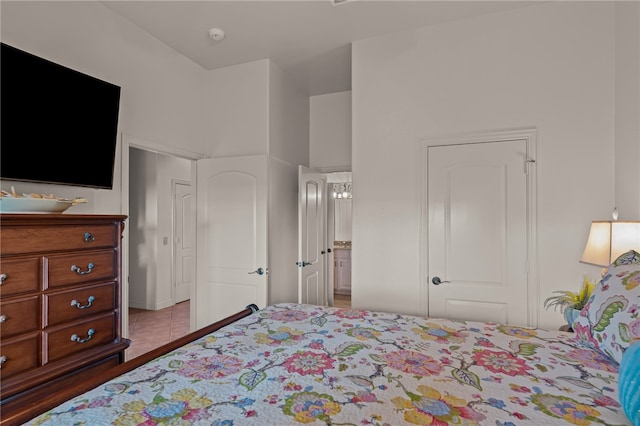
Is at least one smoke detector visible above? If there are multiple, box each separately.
[208,28,225,41]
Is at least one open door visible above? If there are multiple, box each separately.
[298,166,326,305]
[195,155,268,328]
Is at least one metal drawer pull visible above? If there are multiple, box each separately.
[71,296,95,309]
[71,328,95,343]
[0,273,6,284]
[71,262,95,275]
[0,315,6,323]
[84,232,95,242]
[0,355,6,367]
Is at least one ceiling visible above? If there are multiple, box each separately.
[101,1,538,96]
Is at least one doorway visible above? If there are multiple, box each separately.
[326,172,352,308]
[121,134,202,359]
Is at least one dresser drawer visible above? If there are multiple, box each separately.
[0,333,40,378]
[47,250,117,289]
[46,282,115,326]
[0,256,41,296]
[0,296,40,338]
[0,224,117,255]
[46,313,116,363]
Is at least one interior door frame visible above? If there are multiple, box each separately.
[420,127,538,327]
[120,133,205,337]
[326,182,335,307]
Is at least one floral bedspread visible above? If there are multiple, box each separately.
[28,303,630,425]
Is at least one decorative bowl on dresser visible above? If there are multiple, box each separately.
[0,214,130,425]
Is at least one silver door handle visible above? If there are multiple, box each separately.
[248,267,268,275]
[431,276,450,285]
[296,261,311,267]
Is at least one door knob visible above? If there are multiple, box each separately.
[431,276,450,285]
[296,261,312,267]
[249,267,267,275]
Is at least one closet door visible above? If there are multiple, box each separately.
[428,140,530,326]
[195,155,268,328]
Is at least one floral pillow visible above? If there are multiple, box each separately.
[573,250,640,364]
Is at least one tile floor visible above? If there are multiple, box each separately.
[126,300,190,361]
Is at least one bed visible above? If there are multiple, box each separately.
[8,301,628,426]
[9,250,640,426]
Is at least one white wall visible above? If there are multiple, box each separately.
[269,61,310,167]
[207,60,270,158]
[310,91,352,171]
[0,1,210,213]
[268,157,299,304]
[615,2,640,220]
[267,62,310,305]
[352,2,621,329]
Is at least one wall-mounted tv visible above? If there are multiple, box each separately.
[1,43,121,189]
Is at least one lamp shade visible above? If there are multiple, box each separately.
[580,221,640,267]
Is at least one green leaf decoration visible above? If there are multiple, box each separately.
[168,359,183,369]
[509,341,543,356]
[534,364,548,373]
[449,345,460,351]
[239,370,267,390]
[619,323,632,343]
[152,394,168,404]
[310,316,327,327]
[557,376,596,389]
[347,375,374,389]
[451,368,482,391]
[339,363,348,372]
[334,343,369,358]
[369,354,387,363]
[593,296,628,332]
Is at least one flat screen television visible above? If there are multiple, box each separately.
[1,43,121,189]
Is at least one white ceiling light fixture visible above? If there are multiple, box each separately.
[208,28,225,41]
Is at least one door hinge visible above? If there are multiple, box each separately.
[525,158,535,174]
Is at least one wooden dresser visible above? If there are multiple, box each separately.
[0,214,130,425]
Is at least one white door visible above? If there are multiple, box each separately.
[298,166,325,305]
[195,155,268,328]
[173,180,194,304]
[428,140,529,326]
